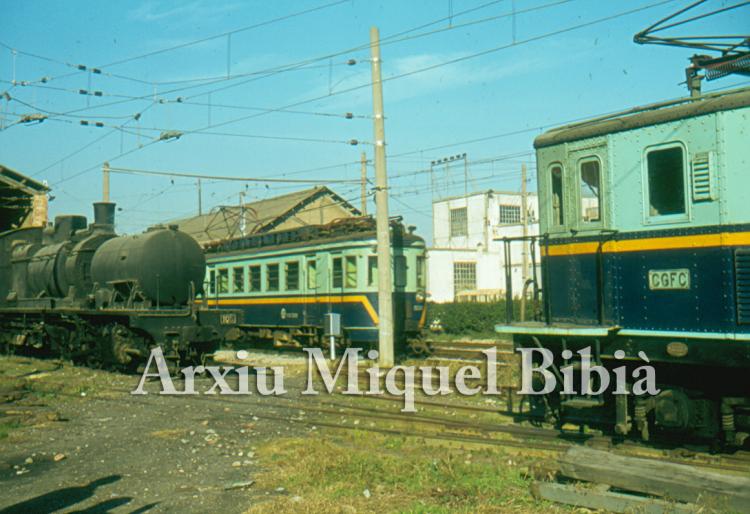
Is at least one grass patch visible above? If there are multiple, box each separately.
[246,432,564,513]
[0,418,20,440]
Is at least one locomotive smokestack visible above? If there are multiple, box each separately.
[93,202,115,229]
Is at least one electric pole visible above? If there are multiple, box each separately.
[197,179,203,216]
[102,161,110,202]
[360,151,368,216]
[370,26,394,367]
[520,163,529,321]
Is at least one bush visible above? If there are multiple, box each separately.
[426,300,524,335]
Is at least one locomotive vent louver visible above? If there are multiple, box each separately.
[691,152,714,202]
[735,249,750,325]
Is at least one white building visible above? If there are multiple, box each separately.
[427,190,540,303]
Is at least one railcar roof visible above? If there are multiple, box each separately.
[534,86,750,149]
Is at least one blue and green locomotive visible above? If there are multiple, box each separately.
[496,86,750,445]
[201,217,427,351]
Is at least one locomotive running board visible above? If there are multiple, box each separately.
[495,323,615,337]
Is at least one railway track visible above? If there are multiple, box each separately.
[423,338,515,363]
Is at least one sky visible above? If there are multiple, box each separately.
[1,0,747,242]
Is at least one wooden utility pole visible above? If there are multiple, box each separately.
[197,179,203,216]
[520,163,529,321]
[370,27,394,367]
[360,151,368,216]
[102,162,110,202]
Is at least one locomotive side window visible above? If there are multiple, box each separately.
[306,259,317,290]
[368,256,378,287]
[285,261,299,291]
[416,256,426,289]
[345,256,357,288]
[217,269,229,294]
[208,269,216,294]
[248,265,261,292]
[579,159,601,223]
[647,146,686,216]
[550,165,565,226]
[232,267,245,293]
[266,263,279,291]
[332,257,343,288]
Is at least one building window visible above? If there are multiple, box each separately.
[208,269,215,294]
[450,207,468,237]
[232,267,245,293]
[551,165,565,226]
[368,256,378,287]
[579,159,601,222]
[217,268,229,294]
[499,204,521,224]
[647,146,685,216]
[332,256,343,288]
[416,256,425,289]
[266,263,279,291]
[248,265,261,292]
[306,258,317,290]
[285,261,299,291]
[345,256,357,288]
[453,262,476,293]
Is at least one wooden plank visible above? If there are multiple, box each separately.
[559,447,750,512]
[532,481,699,514]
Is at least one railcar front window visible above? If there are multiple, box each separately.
[208,269,216,295]
[232,267,245,293]
[579,159,601,222]
[394,255,407,288]
[368,256,378,287]
[306,259,317,290]
[285,261,299,291]
[267,263,279,291]
[416,256,426,289]
[345,256,357,288]
[248,265,261,292]
[217,269,229,294]
[551,165,564,226]
[332,257,343,288]
[647,147,685,216]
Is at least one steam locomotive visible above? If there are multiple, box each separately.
[0,202,240,370]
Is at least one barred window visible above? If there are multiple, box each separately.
[453,262,476,293]
[450,207,468,237]
[499,204,521,224]
[248,265,261,292]
[217,268,229,294]
[233,267,245,293]
[332,257,343,288]
[345,256,357,288]
[266,263,279,291]
[285,261,299,290]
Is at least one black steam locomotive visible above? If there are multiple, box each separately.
[0,202,240,370]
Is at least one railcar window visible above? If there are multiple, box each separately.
[233,267,245,293]
[248,265,261,292]
[332,257,343,288]
[450,207,468,237]
[345,256,357,288]
[499,204,521,224]
[368,256,378,287]
[579,159,601,222]
[306,259,317,290]
[208,269,216,295]
[416,256,426,289]
[285,261,299,291]
[217,269,229,294]
[394,255,407,288]
[267,263,279,291]
[647,147,686,216]
[453,262,476,293]
[551,165,565,226]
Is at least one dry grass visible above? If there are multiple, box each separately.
[245,431,566,513]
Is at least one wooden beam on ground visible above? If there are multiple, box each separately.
[559,447,750,512]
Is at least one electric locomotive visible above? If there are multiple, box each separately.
[201,217,427,351]
[0,202,241,369]
[496,86,750,446]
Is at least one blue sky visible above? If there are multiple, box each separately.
[1,0,747,241]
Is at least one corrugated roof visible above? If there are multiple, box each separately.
[0,164,50,232]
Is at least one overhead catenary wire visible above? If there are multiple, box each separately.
[106,166,363,184]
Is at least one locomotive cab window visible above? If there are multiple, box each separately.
[285,261,299,291]
[368,256,378,287]
[416,256,426,289]
[266,263,279,291]
[208,269,216,295]
[332,256,343,289]
[306,258,317,290]
[579,158,601,223]
[394,255,407,288]
[345,256,357,288]
[248,265,261,292]
[217,269,229,294]
[647,146,686,217]
[232,267,245,293]
[550,165,565,226]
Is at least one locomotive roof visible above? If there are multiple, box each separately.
[534,86,750,149]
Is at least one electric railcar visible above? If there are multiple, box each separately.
[202,217,427,351]
[496,86,750,445]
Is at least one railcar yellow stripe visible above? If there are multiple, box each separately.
[204,295,380,325]
[542,231,750,256]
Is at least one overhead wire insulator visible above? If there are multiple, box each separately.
[349,139,359,146]
[345,112,353,119]
[347,59,357,66]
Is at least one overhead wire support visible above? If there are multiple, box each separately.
[105,166,362,184]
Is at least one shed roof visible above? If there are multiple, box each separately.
[0,164,50,232]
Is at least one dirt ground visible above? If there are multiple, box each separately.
[0,351,559,513]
